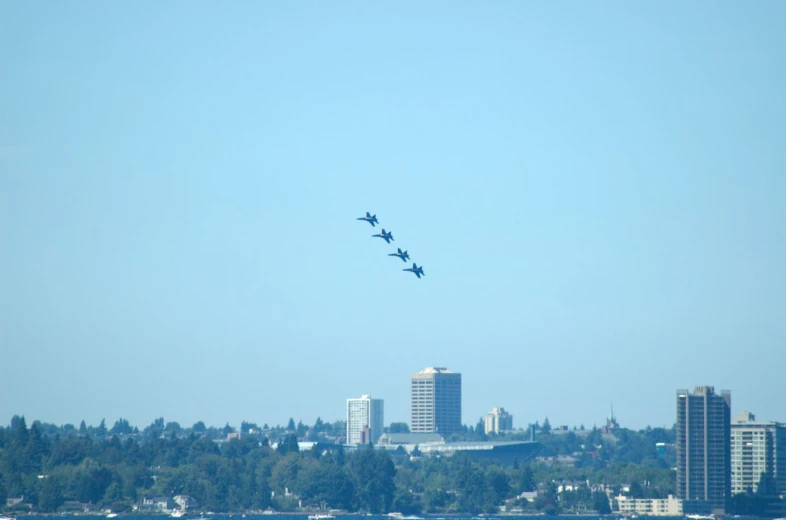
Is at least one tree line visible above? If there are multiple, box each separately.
[1,415,680,515]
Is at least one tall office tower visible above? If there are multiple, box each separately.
[484,407,513,435]
[731,412,786,496]
[676,386,732,514]
[410,367,462,435]
[346,395,384,445]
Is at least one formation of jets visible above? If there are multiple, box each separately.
[357,212,425,279]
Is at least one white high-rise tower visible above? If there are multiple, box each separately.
[346,395,384,445]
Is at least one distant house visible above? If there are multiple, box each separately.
[136,497,175,513]
[6,496,26,508]
[537,454,578,467]
[174,495,198,510]
[555,480,610,494]
[60,501,97,513]
[517,491,539,502]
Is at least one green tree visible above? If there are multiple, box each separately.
[144,417,165,438]
[388,423,410,433]
[349,447,395,513]
[165,421,182,435]
[97,418,108,436]
[276,434,299,455]
[37,474,65,512]
[593,491,611,514]
[111,418,133,435]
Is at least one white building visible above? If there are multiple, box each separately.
[731,411,786,495]
[615,495,683,516]
[346,395,384,445]
[484,407,513,434]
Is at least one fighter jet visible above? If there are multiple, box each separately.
[356,212,379,227]
[372,229,394,244]
[403,263,425,279]
[388,248,410,262]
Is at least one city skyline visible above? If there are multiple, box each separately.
[2,2,785,430]
[4,378,784,436]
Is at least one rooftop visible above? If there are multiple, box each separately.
[417,367,453,374]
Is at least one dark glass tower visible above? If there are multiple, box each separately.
[676,386,731,514]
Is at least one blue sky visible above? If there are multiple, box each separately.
[1,1,785,431]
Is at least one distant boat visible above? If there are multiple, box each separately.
[171,511,185,518]
[106,514,118,519]
[308,515,335,520]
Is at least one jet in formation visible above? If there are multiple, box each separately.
[356,212,379,227]
[403,263,425,279]
[388,248,410,262]
[372,229,394,244]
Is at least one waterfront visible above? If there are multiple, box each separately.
[6,515,778,520]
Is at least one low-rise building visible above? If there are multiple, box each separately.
[615,495,683,516]
[60,501,98,513]
[377,433,444,445]
[417,440,539,465]
[136,497,175,513]
[173,495,198,511]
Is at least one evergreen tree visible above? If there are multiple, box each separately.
[111,418,133,435]
[276,434,300,455]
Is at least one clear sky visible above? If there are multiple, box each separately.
[2,1,785,432]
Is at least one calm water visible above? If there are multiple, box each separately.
[16,515,775,520]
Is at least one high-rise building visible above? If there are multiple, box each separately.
[410,367,461,435]
[676,386,731,514]
[731,412,786,496]
[484,407,513,435]
[346,395,384,445]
